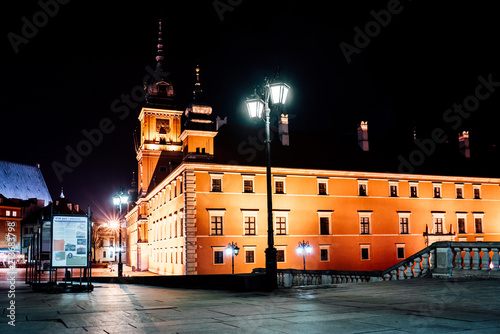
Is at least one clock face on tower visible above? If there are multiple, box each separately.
[156,119,169,134]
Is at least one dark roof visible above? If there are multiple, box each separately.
[0,161,52,204]
[212,123,500,178]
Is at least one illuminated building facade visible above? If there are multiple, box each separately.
[125,23,500,275]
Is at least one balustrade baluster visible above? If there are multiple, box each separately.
[405,261,413,278]
[472,248,480,270]
[463,248,471,270]
[391,269,397,280]
[413,257,421,277]
[421,252,430,274]
[491,248,499,271]
[454,248,463,269]
[398,266,405,280]
[481,248,490,271]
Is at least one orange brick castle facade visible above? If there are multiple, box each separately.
[125,23,500,275]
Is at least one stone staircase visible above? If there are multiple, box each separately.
[261,241,500,288]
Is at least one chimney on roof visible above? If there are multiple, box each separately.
[459,131,470,158]
[357,121,369,151]
[279,114,289,146]
[75,204,79,212]
[67,203,72,211]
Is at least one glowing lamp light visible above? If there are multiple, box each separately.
[245,96,265,119]
[109,221,118,229]
[269,81,290,105]
[225,247,233,256]
[296,247,303,255]
[305,245,313,255]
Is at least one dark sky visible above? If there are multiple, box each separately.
[2,0,500,221]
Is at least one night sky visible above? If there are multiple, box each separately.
[2,0,500,221]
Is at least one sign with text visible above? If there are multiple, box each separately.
[51,215,89,267]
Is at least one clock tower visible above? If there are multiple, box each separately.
[136,20,183,198]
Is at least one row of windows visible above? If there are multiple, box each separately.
[212,247,331,265]
[210,174,484,199]
[150,211,184,242]
[1,210,18,217]
[206,211,485,236]
[149,178,183,211]
[151,247,184,264]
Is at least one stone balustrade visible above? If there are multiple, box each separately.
[257,242,500,288]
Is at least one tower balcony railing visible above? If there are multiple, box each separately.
[252,241,500,288]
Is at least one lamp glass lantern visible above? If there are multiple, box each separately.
[245,96,265,119]
[269,81,290,105]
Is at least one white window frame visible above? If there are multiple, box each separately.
[242,174,255,193]
[358,179,368,196]
[432,212,446,234]
[210,173,224,192]
[242,210,258,236]
[360,244,370,261]
[389,181,399,197]
[473,212,484,233]
[274,211,289,235]
[408,182,419,198]
[213,246,226,265]
[318,211,332,235]
[319,245,330,262]
[358,211,372,235]
[456,212,467,234]
[5,210,10,216]
[208,209,226,236]
[317,178,329,195]
[244,246,256,264]
[274,176,286,194]
[398,212,411,235]
[473,184,481,199]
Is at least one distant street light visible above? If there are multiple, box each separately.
[112,190,129,277]
[226,242,240,275]
[245,68,290,290]
[296,240,312,270]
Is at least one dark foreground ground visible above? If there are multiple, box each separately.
[1,272,500,333]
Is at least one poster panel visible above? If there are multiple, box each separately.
[51,215,89,267]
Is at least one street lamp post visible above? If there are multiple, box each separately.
[112,190,129,277]
[245,70,290,290]
[226,242,240,275]
[296,240,312,270]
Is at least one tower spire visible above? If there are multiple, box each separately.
[155,19,164,75]
[193,64,203,101]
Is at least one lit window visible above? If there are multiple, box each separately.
[5,210,10,216]
[12,211,17,217]
[400,217,409,234]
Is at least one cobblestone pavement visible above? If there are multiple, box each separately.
[1,272,500,333]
